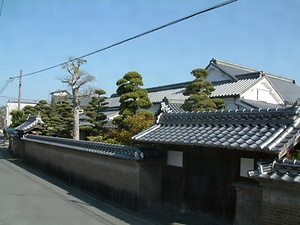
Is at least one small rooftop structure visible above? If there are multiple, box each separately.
[15,115,44,135]
[248,157,300,183]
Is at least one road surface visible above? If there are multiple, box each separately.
[0,135,156,225]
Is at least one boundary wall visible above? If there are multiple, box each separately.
[11,135,163,210]
[235,181,300,225]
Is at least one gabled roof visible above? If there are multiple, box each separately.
[208,58,300,104]
[15,115,44,133]
[208,58,296,82]
[132,106,300,157]
[207,58,261,79]
[248,158,300,183]
[266,76,300,104]
[103,58,300,111]
[50,90,71,95]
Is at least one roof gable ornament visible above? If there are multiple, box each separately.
[248,157,300,183]
[292,98,300,108]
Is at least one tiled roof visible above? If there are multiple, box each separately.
[103,59,300,111]
[132,106,300,157]
[211,78,259,97]
[240,99,285,109]
[105,78,261,109]
[23,134,144,160]
[103,119,117,128]
[208,58,258,78]
[267,76,300,104]
[209,58,300,104]
[209,59,295,82]
[248,158,300,183]
[160,98,186,113]
[15,115,44,133]
[106,96,120,108]
[50,90,71,95]
[147,87,186,103]
[79,121,93,127]
[106,83,188,108]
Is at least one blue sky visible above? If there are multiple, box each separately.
[1,0,300,106]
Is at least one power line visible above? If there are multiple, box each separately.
[0,78,13,94]
[0,0,237,96]
[9,0,237,80]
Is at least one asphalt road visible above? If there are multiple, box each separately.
[0,136,156,225]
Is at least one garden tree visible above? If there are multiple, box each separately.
[10,104,41,128]
[60,57,96,140]
[181,68,225,112]
[34,100,73,137]
[83,89,108,141]
[10,100,73,137]
[9,110,26,128]
[47,102,73,137]
[116,71,152,117]
[111,71,153,145]
[110,110,154,145]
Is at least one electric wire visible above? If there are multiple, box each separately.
[1,0,237,95]
[0,78,13,94]
[10,0,237,80]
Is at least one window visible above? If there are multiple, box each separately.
[167,151,183,167]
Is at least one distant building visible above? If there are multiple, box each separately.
[50,58,300,138]
[49,90,71,105]
[103,58,300,121]
[5,100,37,128]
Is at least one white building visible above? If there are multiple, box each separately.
[5,100,37,128]
[104,58,300,119]
[49,90,71,105]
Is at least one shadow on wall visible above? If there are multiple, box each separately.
[22,155,143,210]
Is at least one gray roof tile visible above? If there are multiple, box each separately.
[211,78,259,97]
[15,115,44,133]
[133,107,300,155]
[267,76,300,104]
[23,134,144,161]
[210,59,300,104]
[249,157,300,183]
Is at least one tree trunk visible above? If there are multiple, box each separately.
[72,89,80,140]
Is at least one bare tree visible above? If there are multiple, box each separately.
[60,57,95,140]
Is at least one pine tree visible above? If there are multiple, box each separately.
[111,71,153,145]
[181,68,225,112]
[83,89,108,141]
[9,110,26,128]
[10,100,73,138]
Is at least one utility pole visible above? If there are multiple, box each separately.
[18,70,22,110]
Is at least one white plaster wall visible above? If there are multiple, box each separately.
[207,67,231,82]
[5,102,36,128]
[241,79,283,105]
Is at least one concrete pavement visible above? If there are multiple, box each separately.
[0,136,156,225]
